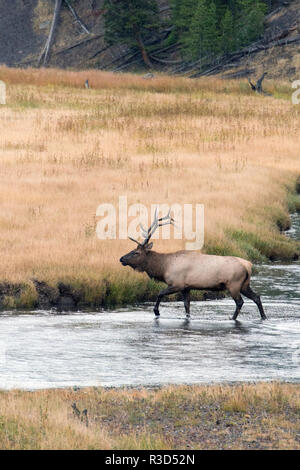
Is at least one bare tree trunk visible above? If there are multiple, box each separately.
[135,32,152,68]
[38,0,62,66]
[256,72,267,93]
[248,72,270,94]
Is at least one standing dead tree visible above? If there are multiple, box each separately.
[38,0,90,67]
[248,72,271,96]
[38,0,62,66]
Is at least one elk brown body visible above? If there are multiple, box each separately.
[120,211,266,320]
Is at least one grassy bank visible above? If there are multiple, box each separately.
[0,67,299,309]
[0,382,299,449]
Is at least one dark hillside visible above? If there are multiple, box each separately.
[0,0,44,67]
[0,0,299,79]
[0,0,171,70]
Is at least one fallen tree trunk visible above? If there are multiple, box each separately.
[228,34,300,60]
[189,34,300,78]
[113,58,144,72]
[102,50,139,70]
[64,0,90,35]
[149,55,182,65]
[102,33,177,71]
[53,33,104,56]
[113,43,181,71]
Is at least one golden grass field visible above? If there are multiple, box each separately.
[1,382,300,450]
[0,66,299,308]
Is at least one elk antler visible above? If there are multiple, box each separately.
[139,208,175,246]
[128,235,141,245]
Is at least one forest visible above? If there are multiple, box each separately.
[103,0,275,67]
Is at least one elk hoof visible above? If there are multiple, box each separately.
[154,308,160,316]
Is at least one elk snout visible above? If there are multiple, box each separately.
[120,256,127,266]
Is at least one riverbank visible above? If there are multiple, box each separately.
[0,68,300,310]
[0,382,299,449]
[0,183,299,311]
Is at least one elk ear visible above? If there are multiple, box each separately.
[145,242,153,251]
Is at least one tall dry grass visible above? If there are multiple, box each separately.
[0,382,300,449]
[0,67,299,306]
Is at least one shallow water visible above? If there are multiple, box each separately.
[0,215,299,390]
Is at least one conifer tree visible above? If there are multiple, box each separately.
[103,0,159,68]
[184,0,218,61]
[170,0,196,41]
[236,0,267,48]
[220,7,235,54]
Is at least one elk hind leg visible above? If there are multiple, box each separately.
[227,282,244,320]
[241,286,267,320]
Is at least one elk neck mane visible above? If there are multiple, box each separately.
[143,250,168,282]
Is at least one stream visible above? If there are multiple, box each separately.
[0,214,299,390]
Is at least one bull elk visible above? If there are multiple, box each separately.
[120,210,266,320]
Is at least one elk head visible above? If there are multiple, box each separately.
[119,209,174,271]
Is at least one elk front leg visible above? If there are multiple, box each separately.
[154,286,180,316]
[231,295,244,321]
[182,288,191,317]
